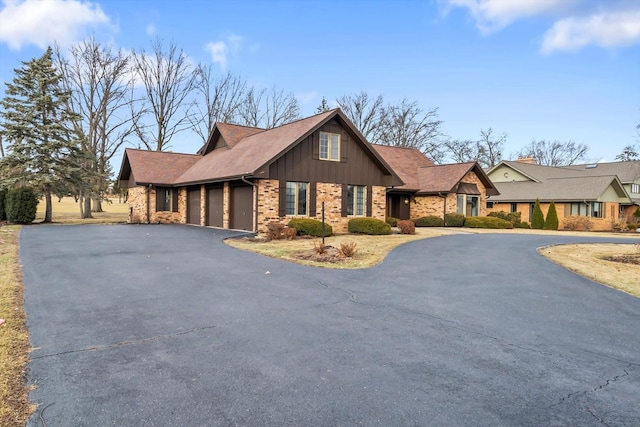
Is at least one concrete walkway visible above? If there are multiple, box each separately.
[21,224,640,426]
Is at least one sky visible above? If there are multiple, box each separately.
[0,0,639,171]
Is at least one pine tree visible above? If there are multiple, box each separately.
[315,97,331,113]
[0,47,80,222]
[544,200,559,230]
[531,198,545,229]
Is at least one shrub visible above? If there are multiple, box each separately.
[635,208,640,219]
[6,187,38,224]
[288,218,333,237]
[283,227,297,240]
[488,210,522,226]
[413,216,444,227]
[0,189,6,221]
[348,217,391,235]
[385,217,399,227]
[531,198,544,229]
[515,221,531,229]
[266,222,284,240]
[627,223,638,231]
[544,201,559,230]
[340,241,358,257]
[314,241,327,254]
[445,213,465,227]
[613,222,628,232]
[563,215,592,231]
[464,216,513,229]
[397,220,416,234]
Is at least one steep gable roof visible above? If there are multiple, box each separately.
[371,145,434,191]
[417,162,499,196]
[118,149,200,186]
[197,122,265,154]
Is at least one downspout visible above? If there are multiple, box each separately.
[146,184,151,224]
[241,175,258,232]
[438,192,447,226]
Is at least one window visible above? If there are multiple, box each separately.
[156,187,177,212]
[285,182,308,216]
[631,183,640,194]
[347,185,366,216]
[510,203,518,213]
[320,132,340,161]
[486,201,494,209]
[591,202,603,218]
[568,202,603,218]
[457,194,479,216]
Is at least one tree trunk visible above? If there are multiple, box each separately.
[83,196,93,219]
[43,188,53,223]
[92,197,103,213]
[78,191,85,219]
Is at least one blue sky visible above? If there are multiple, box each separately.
[0,0,639,168]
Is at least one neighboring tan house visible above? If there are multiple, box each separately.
[372,145,499,220]
[117,109,402,233]
[486,159,639,231]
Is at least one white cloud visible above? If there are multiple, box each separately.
[441,0,573,33]
[146,24,156,37]
[0,0,112,50]
[541,10,640,53]
[204,33,244,69]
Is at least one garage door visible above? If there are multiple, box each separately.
[230,185,253,231]
[207,186,223,227]
[187,188,201,225]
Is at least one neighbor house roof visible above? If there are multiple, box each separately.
[118,149,201,186]
[118,109,401,187]
[489,175,629,203]
[371,145,434,191]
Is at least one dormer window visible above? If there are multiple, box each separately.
[320,132,340,161]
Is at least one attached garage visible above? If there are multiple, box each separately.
[230,185,253,231]
[187,188,201,225]
[206,186,223,228]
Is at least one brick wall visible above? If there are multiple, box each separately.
[150,187,186,224]
[411,171,488,219]
[256,179,280,232]
[127,186,147,223]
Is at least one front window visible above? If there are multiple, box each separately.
[347,185,366,216]
[157,187,174,211]
[285,182,308,216]
[320,132,340,161]
[457,194,479,216]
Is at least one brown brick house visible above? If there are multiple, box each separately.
[372,145,499,220]
[117,109,402,232]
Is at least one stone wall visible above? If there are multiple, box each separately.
[150,187,186,224]
[127,186,147,223]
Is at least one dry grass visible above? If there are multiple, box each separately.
[0,226,34,425]
[35,196,128,224]
[225,227,462,269]
[540,243,640,297]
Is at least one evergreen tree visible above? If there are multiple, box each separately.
[544,200,559,230]
[531,198,545,229]
[315,97,331,113]
[0,47,80,222]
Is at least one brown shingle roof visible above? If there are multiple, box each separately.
[416,162,478,193]
[216,123,265,147]
[490,175,628,202]
[371,145,434,191]
[120,149,200,186]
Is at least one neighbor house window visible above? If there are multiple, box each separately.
[285,182,308,216]
[510,202,518,213]
[631,183,640,194]
[319,132,340,161]
[486,201,494,209]
[457,194,479,216]
[347,185,366,216]
[569,202,587,216]
[591,202,603,218]
[156,187,177,212]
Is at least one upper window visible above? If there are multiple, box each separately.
[347,185,366,216]
[631,183,640,194]
[285,182,308,216]
[320,132,340,161]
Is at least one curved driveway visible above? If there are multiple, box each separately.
[21,225,640,426]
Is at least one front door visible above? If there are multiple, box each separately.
[187,188,201,225]
[206,186,223,227]
[230,185,253,231]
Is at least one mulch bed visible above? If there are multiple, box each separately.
[293,245,346,263]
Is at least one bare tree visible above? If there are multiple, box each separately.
[517,139,588,166]
[132,38,197,151]
[191,66,246,143]
[377,99,444,162]
[476,128,506,168]
[443,139,478,163]
[336,91,385,143]
[236,86,300,129]
[55,39,138,215]
[615,144,639,161]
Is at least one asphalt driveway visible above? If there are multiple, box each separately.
[20,225,640,426]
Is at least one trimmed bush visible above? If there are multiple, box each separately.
[465,216,513,229]
[563,215,592,231]
[445,212,465,227]
[531,198,544,229]
[627,223,638,231]
[385,217,399,227]
[0,189,6,221]
[266,222,285,240]
[288,218,333,237]
[348,217,391,235]
[6,187,38,224]
[544,201,559,230]
[634,208,640,219]
[515,221,531,229]
[397,220,416,234]
[488,210,522,226]
[413,216,444,227]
